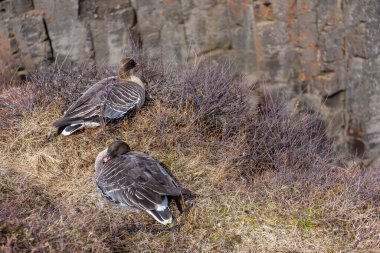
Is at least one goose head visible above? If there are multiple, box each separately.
[102,140,131,163]
[118,58,139,80]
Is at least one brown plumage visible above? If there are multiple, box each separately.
[53,58,145,136]
[95,141,186,225]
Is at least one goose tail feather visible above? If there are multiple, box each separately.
[61,124,84,136]
[146,208,173,225]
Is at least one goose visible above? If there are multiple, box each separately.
[52,58,145,135]
[95,140,186,225]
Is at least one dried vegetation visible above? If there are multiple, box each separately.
[0,50,379,252]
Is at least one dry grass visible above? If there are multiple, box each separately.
[0,53,379,252]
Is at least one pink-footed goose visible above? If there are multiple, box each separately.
[53,58,145,135]
[95,141,186,225]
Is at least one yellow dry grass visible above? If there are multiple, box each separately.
[1,96,379,252]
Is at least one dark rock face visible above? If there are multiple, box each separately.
[0,0,379,161]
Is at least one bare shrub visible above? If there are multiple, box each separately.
[178,60,251,136]
[0,64,115,120]
[136,53,336,178]
[27,64,114,110]
[241,94,334,177]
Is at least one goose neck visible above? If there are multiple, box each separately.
[118,67,134,80]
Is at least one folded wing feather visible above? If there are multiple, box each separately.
[53,78,145,129]
[97,152,181,212]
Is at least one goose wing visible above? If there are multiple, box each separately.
[53,78,145,128]
[97,151,181,210]
[103,81,145,120]
[53,77,116,127]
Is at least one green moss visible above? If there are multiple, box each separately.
[293,207,322,229]
[211,233,222,240]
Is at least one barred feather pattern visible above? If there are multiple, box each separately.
[95,150,183,224]
[53,76,145,134]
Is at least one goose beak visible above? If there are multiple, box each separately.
[102,153,112,163]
